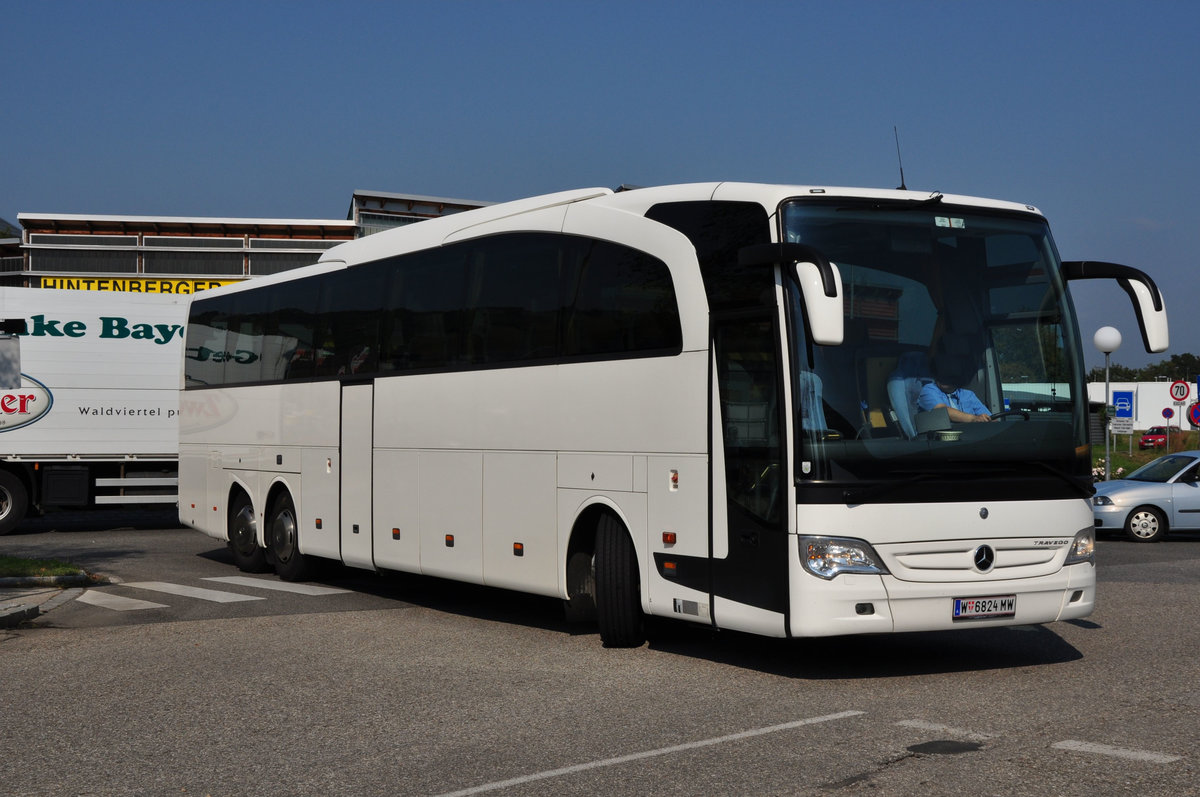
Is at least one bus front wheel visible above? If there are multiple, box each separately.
[595,514,645,648]
[269,493,312,581]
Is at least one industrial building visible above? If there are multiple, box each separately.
[4,190,489,293]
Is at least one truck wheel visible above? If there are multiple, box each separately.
[595,514,645,647]
[269,492,312,581]
[228,493,268,572]
[0,470,28,536]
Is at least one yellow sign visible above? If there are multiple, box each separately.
[39,277,240,294]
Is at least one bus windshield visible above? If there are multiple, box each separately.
[782,200,1090,501]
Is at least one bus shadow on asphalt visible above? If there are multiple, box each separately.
[13,508,184,535]
[645,622,1084,679]
[184,539,1090,678]
[198,553,1085,678]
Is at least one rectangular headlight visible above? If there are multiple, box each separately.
[800,536,888,580]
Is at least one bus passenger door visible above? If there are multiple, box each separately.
[710,312,790,629]
[340,382,374,570]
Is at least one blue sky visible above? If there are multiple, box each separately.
[4,1,1198,370]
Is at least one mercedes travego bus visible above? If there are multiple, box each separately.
[177,183,1168,647]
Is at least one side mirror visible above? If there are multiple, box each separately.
[739,243,844,345]
[1063,261,1169,352]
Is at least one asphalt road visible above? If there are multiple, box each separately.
[2,512,1199,796]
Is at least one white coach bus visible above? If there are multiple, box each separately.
[178,183,1168,646]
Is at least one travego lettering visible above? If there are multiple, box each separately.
[21,315,184,345]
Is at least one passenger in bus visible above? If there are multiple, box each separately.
[918,352,992,422]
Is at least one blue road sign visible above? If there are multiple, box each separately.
[1113,391,1134,417]
[1189,402,1200,428]
[1163,407,1175,420]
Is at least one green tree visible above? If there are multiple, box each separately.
[1088,353,1200,382]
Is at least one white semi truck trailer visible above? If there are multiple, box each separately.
[0,287,186,534]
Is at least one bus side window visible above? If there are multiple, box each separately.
[564,240,681,358]
[464,235,562,365]
[265,278,318,381]
[225,290,268,386]
[184,301,230,387]
[389,247,470,372]
[316,264,385,377]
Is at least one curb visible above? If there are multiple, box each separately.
[0,576,104,629]
[0,586,87,628]
[0,574,107,588]
[0,602,42,628]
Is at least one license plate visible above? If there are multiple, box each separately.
[953,595,1016,620]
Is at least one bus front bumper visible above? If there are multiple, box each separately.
[788,564,1095,637]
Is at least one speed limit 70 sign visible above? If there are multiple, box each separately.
[1170,380,1191,402]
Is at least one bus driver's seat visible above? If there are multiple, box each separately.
[886,351,931,438]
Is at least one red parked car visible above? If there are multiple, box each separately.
[1140,426,1168,449]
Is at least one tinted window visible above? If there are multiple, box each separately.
[264,278,318,381]
[315,264,387,378]
[380,246,469,372]
[224,289,271,385]
[645,201,770,309]
[186,232,683,388]
[565,239,681,357]
[465,235,563,365]
[184,295,231,387]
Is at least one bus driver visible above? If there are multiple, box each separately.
[919,351,993,423]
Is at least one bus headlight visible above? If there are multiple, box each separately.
[1065,529,1095,566]
[800,536,889,580]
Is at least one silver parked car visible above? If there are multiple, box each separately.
[1092,451,1200,542]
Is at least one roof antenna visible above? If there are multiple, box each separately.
[893,126,907,191]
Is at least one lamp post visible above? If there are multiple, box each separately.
[1093,327,1122,480]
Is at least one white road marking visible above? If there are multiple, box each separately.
[433,711,866,797]
[203,576,351,596]
[122,581,265,603]
[77,590,168,611]
[1053,740,1181,763]
[895,719,997,741]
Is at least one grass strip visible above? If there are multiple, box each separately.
[0,555,87,579]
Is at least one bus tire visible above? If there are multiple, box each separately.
[228,492,268,573]
[268,492,312,581]
[563,549,597,624]
[0,470,29,536]
[595,514,645,647]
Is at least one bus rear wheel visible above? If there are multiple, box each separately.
[228,493,268,572]
[0,470,29,536]
[595,514,645,647]
[269,492,312,581]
